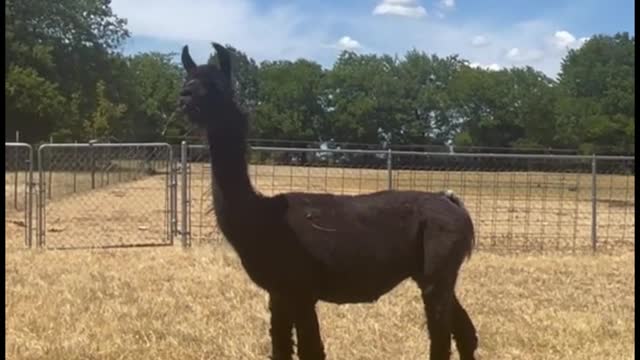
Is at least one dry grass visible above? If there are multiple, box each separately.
[5,162,636,359]
[5,167,160,211]
[5,244,634,360]
[5,174,171,250]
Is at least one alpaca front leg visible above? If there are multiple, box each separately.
[269,295,294,360]
[294,302,326,360]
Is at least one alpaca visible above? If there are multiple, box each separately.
[179,43,478,360]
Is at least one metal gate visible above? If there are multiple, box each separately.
[177,142,223,247]
[5,142,34,249]
[36,143,175,249]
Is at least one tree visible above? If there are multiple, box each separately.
[398,51,466,145]
[555,32,635,153]
[5,0,129,142]
[4,1,634,153]
[448,65,557,148]
[503,67,558,148]
[322,51,411,145]
[83,80,126,140]
[123,52,185,141]
[5,65,66,141]
[254,59,326,141]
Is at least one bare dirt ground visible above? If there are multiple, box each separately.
[5,164,635,359]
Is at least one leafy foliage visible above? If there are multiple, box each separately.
[4,1,634,153]
[555,32,635,153]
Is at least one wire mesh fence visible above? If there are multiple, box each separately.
[592,156,636,251]
[392,153,596,252]
[4,141,635,254]
[5,143,34,249]
[182,145,215,245]
[35,143,175,249]
[182,145,634,253]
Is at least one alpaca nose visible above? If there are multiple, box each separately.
[178,94,192,110]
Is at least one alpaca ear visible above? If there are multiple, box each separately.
[212,42,232,83]
[181,45,197,73]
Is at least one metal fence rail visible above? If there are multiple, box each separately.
[5,142,34,249]
[35,143,175,249]
[3,141,634,253]
[183,145,635,253]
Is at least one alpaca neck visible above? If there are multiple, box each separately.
[204,103,258,215]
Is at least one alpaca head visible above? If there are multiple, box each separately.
[179,43,232,126]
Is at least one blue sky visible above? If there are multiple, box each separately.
[111,0,634,78]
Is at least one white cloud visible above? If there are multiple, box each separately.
[471,35,490,47]
[578,36,590,45]
[382,0,416,4]
[352,18,578,77]
[553,30,576,49]
[552,30,589,50]
[336,36,362,50]
[112,0,591,79]
[440,0,455,9]
[505,47,544,63]
[111,0,332,64]
[486,63,502,71]
[434,0,455,18]
[469,62,502,71]
[506,47,520,59]
[373,0,427,18]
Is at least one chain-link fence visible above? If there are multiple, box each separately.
[35,143,175,249]
[5,143,34,249]
[390,152,634,253]
[592,156,636,251]
[181,145,634,253]
[4,141,635,253]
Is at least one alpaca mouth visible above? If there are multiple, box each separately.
[182,104,200,114]
[178,97,201,116]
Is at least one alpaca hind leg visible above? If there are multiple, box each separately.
[415,275,455,360]
[293,301,325,360]
[269,294,294,360]
[451,294,478,360]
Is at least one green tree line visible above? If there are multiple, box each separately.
[5,0,635,154]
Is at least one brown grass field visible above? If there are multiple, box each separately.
[5,164,635,359]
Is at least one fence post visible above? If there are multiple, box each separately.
[47,136,53,199]
[14,131,19,210]
[89,140,96,189]
[591,154,597,252]
[37,145,45,248]
[181,141,189,248]
[73,140,78,193]
[27,144,33,248]
[170,148,177,240]
[387,148,393,190]
[168,144,177,244]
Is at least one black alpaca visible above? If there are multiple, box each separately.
[179,43,478,360]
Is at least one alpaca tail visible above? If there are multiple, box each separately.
[444,190,476,260]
